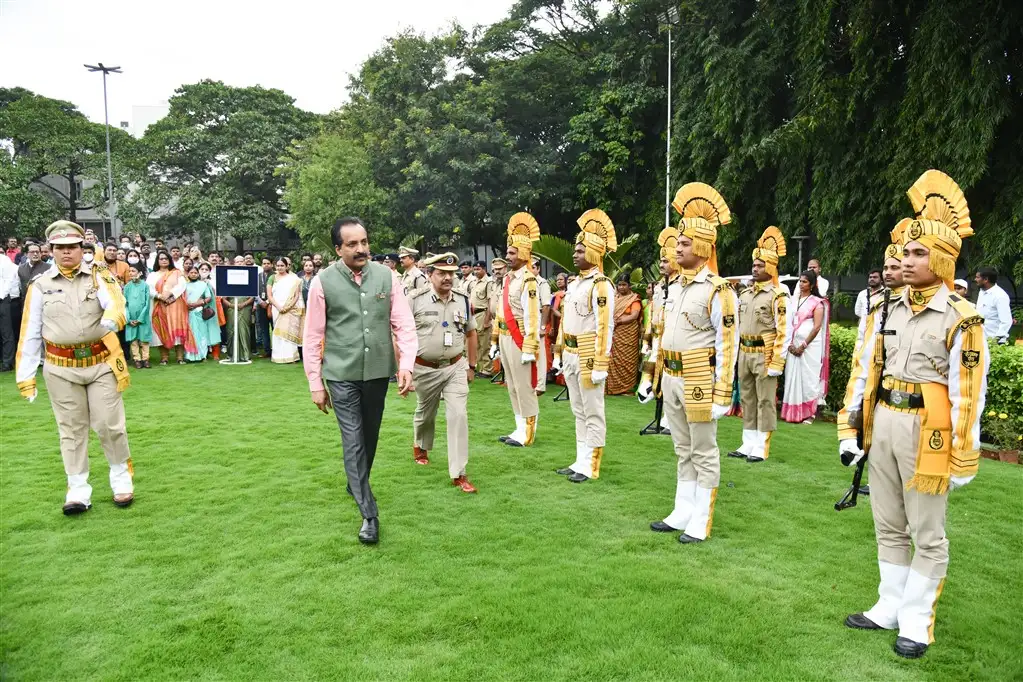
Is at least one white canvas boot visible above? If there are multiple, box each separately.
[846,561,910,630]
[571,441,593,478]
[659,416,671,434]
[63,472,92,515]
[660,480,697,530]
[894,569,944,658]
[680,486,718,542]
[505,415,527,446]
[728,429,757,458]
[747,432,767,463]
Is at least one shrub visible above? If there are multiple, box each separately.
[826,324,1023,445]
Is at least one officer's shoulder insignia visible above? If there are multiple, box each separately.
[408,287,432,300]
[947,295,980,322]
[773,286,789,299]
[709,275,730,291]
[723,314,735,327]
[593,275,611,284]
[100,271,118,285]
[452,289,469,300]
[961,349,980,369]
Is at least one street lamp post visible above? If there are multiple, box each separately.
[658,7,681,227]
[84,63,122,240]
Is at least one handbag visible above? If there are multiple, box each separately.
[201,284,216,320]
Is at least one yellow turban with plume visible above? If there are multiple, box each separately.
[903,170,973,289]
[885,218,912,262]
[507,212,541,262]
[751,226,786,286]
[657,227,680,273]
[672,182,731,274]
[575,209,617,269]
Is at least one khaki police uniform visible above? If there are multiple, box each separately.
[409,267,477,482]
[735,282,788,460]
[401,266,427,295]
[838,170,988,655]
[469,274,493,374]
[555,267,614,479]
[16,221,134,513]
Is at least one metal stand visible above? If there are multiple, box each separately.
[219,297,252,365]
[835,457,866,511]
[552,385,569,402]
[639,397,668,435]
[490,369,504,384]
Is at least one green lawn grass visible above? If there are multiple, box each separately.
[2,361,1021,681]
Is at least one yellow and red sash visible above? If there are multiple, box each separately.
[502,281,537,389]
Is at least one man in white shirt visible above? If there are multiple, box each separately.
[0,253,21,371]
[808,258,830,297]
[854,269,883,320]
[975,266,1012,344]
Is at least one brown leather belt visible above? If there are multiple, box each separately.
[415,354,463,369]
[45,341,106,359]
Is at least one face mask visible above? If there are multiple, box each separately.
[128,257,139,265]
[83,253,94,263]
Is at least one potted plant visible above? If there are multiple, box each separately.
[981,410,1022,464]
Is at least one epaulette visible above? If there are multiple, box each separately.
[739,284,754,296]
[593,275,611,284]
[946,293,984,348]
[772,285,789,299]
[451,288,469,300]
[708,274,731,291]
[408,287,432,301]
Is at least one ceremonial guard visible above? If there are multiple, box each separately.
[490,214,541,447]
[649,183,739,543]
[638,227,681,434]
[468,261,494,375]
[399,245,427,294]
[727,227,789,463]
[409,253,479,493]
[838,170,988,658]
[16,221,135,514]
[552,210,616,482]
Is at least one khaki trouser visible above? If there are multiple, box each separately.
[870,404,950,579]
[535,334,548,394]
[738,350,777,432]
[413,358,470,479]
[43,362,133,503]
[499,333,539,419]
[130,340,150,363]
[474,311,493,374]
[563,351,606,447]
[662,373,720,488]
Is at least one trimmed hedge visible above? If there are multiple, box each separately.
[825,324,1023,434]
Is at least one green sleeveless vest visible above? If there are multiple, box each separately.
[319,261,397,382]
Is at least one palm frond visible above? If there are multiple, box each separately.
[532,235,577,273]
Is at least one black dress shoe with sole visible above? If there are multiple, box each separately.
[62,501,90,516]
[678,533,704,544]
[649,521,678,533]
[358,517,379,545]
[568,472,589,483]
[746,456,765,463]
[498,436,510,443]
[555,467,574,475]
[844,613,884,630]
[726,450,747,459]
[893,637,928,659]
[505,439,524,447]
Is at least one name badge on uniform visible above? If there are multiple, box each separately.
[443,331,453,347]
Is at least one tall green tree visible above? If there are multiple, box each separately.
[127,80,318,251]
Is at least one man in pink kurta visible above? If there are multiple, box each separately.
[303,218,417,545]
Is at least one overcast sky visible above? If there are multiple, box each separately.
[0,0,514,125]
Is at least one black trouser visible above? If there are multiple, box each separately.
[327,378,389,519]
[0,297,14,369]
[254,303,271,353]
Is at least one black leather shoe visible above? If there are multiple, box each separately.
[358,517,379,545]
[555,467,574,475]
[62,501,90,516]
[893,637,928,659]
[726,450,747,459]
[859,485,871,496]
[498,435,510,443]
[568,472,589,483]
[844,613,884,630]
[678,533,704,544]
[505,439,524,447]
[650,521,677,533]
[746,455,765,463]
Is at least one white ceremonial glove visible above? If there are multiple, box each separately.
[767,368,782,377]
[641,342,650,357]
[637,380,654,404]
[488,344,499,360]
[949,475,975,491]
[711,403,730,421]
[100,319,118,332]
[839,438,865,466]
[521,353,536,364]
[552,356,563,376]
[590,370,607,384]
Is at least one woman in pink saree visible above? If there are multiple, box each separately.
[781,270,830,424]
[146,249,194,365]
